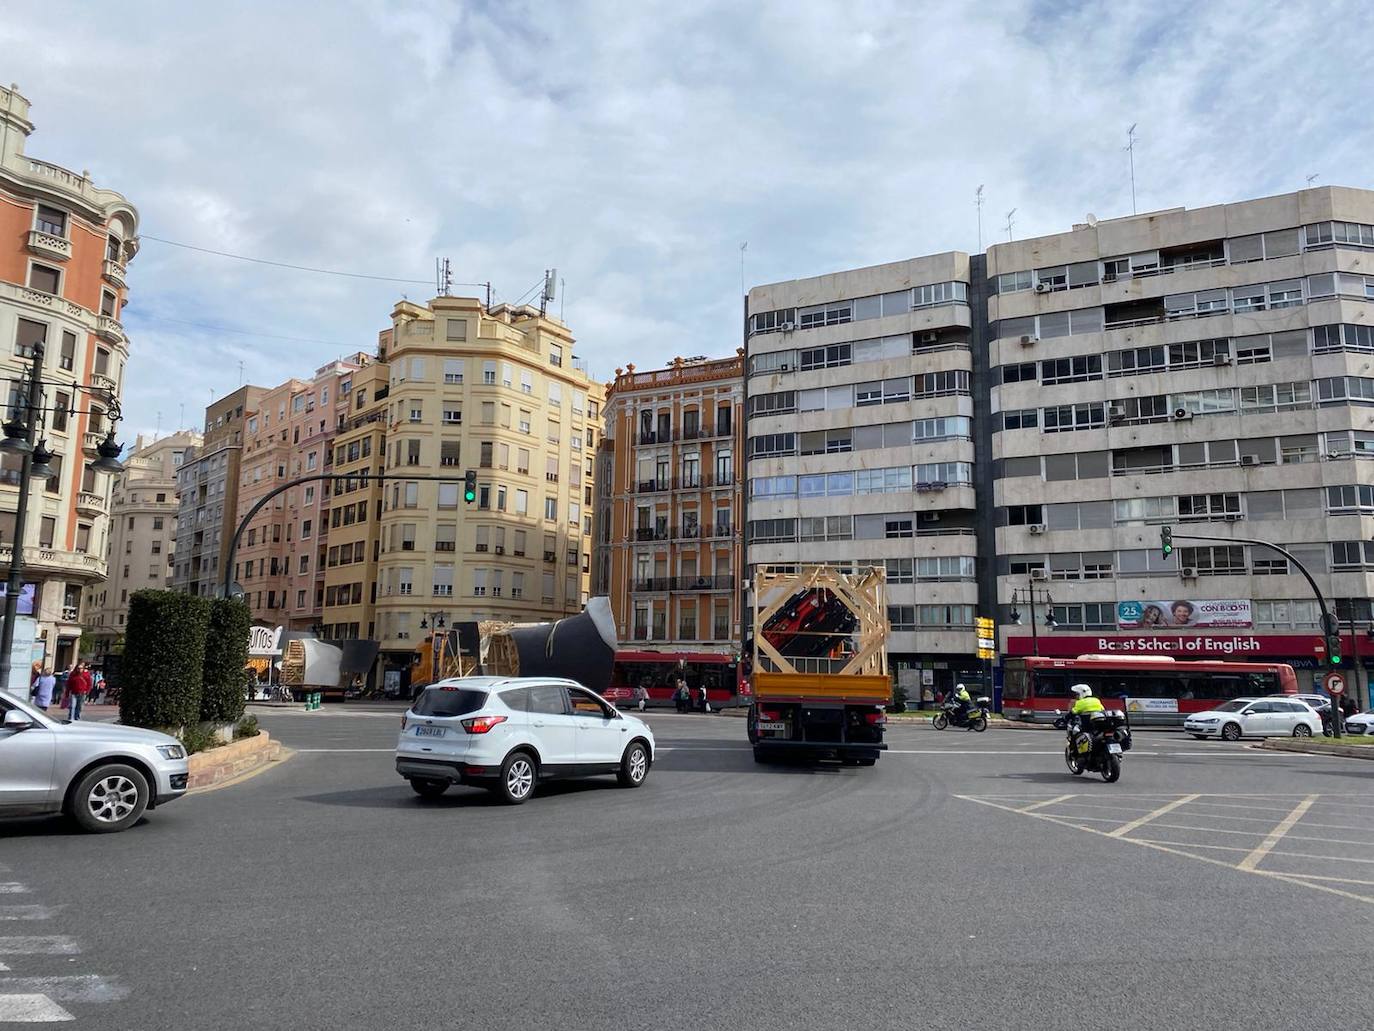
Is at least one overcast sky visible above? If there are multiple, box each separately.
[4,0,1371,442]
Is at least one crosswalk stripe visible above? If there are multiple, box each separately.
[0,992,74,1021]
[0,884,32,894]
[0,907,57,922]
[0,938,81,956]
[0,975,128,1004]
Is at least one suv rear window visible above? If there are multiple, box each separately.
[413,687,488,718]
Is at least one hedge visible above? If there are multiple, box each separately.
[200,598,252,723]
[118,590,211,730]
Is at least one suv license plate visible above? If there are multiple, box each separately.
[415,726,447,738]
[757,721,786,733]
[1107,743,1122,754]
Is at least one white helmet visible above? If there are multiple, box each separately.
[955,683,967,691]
[1070,683,1093,699]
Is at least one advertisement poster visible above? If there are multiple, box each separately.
[1117,599,1252,629]
[1124,697,1180,714]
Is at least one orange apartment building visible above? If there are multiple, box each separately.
[233,354,370,629]
[0,83,138,670]
[599,354,744,652]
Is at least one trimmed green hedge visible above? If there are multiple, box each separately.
[118,590,210,730]
[201,598,252,723]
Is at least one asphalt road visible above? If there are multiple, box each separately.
[3,707,1373,1030]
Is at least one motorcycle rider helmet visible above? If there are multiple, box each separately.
[1070,683,1093,699]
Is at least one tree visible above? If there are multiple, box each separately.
[118,590,210,730]
[200,598,251,724]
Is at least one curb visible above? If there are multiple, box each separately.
[187,731,284,790]
[1258,738,1374,760]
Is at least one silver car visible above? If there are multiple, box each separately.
[0,688,190,833]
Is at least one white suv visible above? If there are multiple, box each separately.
[395,677,655,804]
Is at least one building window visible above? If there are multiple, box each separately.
[28,263,60,295]
[549,344,563,368]
[36,205,66,236]
[14,317,45,359]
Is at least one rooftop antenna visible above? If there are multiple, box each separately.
[1004,208,1016,243]
[238,360,244,387]
[155,411,162,440]
[178,402,184,429]
[1306,173,1319,187]
[1125,123,1139,214]
[541,268,557,316]
[975,186,985,252]
[559,276,566,322]
[740,241,748,313]
[435,258,452,296]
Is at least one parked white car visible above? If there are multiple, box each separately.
[1184,697,1322,741]
[0,689,189,832]
[395,677,655,804]
[1343,710,1374,735]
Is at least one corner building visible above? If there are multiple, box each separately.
[0,83,137,669]
[744,255,982,695]
[373,297,603,682]
[988,186,1374,691]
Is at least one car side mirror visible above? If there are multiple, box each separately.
[3,709,33,731]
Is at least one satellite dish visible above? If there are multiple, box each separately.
[1086,213,1099,227]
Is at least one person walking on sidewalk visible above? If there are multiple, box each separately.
[67,662,92,720]
[33,668,56,711]
[633,683,649,713]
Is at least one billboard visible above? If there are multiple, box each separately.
[1116,599,1251,629]
[0,582,36,616]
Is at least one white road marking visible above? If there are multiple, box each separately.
[0,976,127,1004]
[1108,793,1202,838]
[0,963,7,971]
[0,938,80,957]
[1237,794,1319,871]
[0,993,73,1021]
[1019,794,1076,813]
[0,885,30,895]
[294,748,394,753]
[0,908,56,923]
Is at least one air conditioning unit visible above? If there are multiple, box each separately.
[1180,566,1199,579]
[1034,282,1052,294]
[1030,568,1049,582]
[1019,335,1039,347]
[1027,523,1047,535]
[1240,454,1260,467]
[1107,404,1126,420]
[1213,353,1233,366]
[781,321,795,332]
[919,331,939,344]
[1172,407,1193,421]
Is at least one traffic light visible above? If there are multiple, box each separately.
[1160,525,1173,560]
[463,469,477,504]
[1323,612,1342,665]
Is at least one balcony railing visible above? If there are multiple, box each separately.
[102,259,127,288]
[27,229,71,263]
[631,574,737,593]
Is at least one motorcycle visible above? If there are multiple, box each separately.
[932,696,991,732]
[1053,710,1131,783]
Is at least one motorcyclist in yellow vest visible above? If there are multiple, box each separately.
[952,682,972,720]
[1070,684,1105,720]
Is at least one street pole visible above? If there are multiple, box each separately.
[1028,584,1039,657]
[0,344,45,687]
[1350,613,1366,714]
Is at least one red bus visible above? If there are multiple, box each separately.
[1003,654,1299,726]
[604,651,743,709]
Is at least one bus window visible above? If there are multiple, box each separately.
[1004,667,1027,699]
[1034,671,1074,697]
[1209,675,1247,700]
[1243,672,1279,697]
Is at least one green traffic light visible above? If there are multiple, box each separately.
[464,490,476,503]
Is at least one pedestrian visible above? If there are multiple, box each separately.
[1340,695,1359,719]
[57,665,72,711]
[67,662,92,721]
[33,667,56,711]
[673,676,689,714]
[633,682,649,712]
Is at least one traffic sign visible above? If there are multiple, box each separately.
[1325,671,1346,696]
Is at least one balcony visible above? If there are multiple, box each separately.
[632,577,672,592]
[102,259,127,289]
[637,431,658,445]
[90,371,117,393]
[676,524,702,540]
[635,479,667,494]
[0,544,104,581]
[543,550,557,563]
[76,491,107,516]
[96,316,126,345]
[634,527,669,542]
[27,229,71,263]
[82,430,105,455]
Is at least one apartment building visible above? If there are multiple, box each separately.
[600,354,744,651]
[744,255,982,696]
[233,355,369,629]
[988,185,1374,688]
[85,430,200,652]
[0,83,138,670]
[373,295,603,685]
[320,352,389,643]
[172,386,263,598]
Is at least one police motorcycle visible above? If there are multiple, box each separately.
[1052,686,1132,783]
[931,687,991,732]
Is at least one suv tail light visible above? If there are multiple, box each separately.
[462,715,508,734]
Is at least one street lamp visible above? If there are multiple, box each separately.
[1008,582,1055,657]
[0,341,125,685]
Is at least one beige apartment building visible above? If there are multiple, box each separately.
[745,255,981,696]
[173,385,264,598]
[988,185,1374,689]
[373,296,603,685]
[85,430,199,653]
[0,83,138,671]
[600,354,743,650]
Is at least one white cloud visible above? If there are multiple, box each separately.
[3,0,1371,438]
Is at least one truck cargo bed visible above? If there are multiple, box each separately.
[752,671,892,705]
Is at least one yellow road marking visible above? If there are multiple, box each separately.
[1237,794,1319,871]
[1108,793,1201,838]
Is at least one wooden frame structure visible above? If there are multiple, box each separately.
[752,565,889,679]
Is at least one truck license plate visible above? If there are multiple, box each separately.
[757,721,786,733]
[415,726,447,738]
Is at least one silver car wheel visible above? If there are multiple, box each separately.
[628,746,647,783]
[506,758,534,800]
[88,775,140,823]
